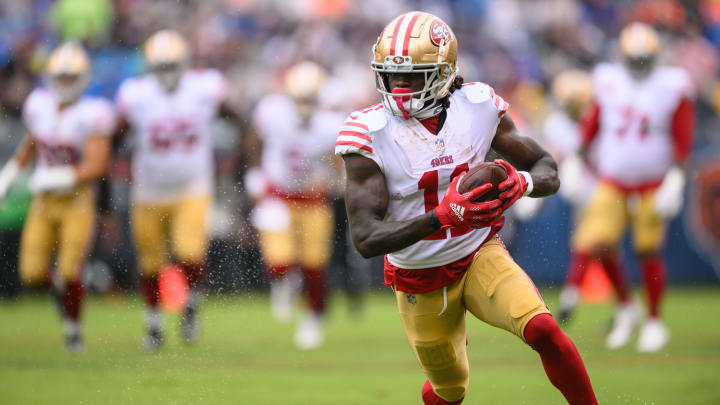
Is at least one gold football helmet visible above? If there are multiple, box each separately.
[144,30,189,91]
[619,22,659,79]
[46,42,91,104]
[551,70,592,120]
[285,61,326,100]
[372,11,458,119]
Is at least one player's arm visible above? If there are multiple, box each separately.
[0,135,36,198]
[491,114,560,200]
[343,154,441,258]
[343,154,500,258]
[74,135,112,184]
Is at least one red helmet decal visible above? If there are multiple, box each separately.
[429,19,452,47]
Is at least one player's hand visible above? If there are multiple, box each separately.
[434,173,503,229]
[654,166,685,218]
[558,154,584,204]
[243,167,267,202]
[0,159,19,200]
[495,159,530,212]
[28,166,77,194]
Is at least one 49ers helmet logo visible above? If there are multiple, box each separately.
[429,19,452,46]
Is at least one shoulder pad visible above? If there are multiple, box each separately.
[458,82,495,103]
[344,103,387,133]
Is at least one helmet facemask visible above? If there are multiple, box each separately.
[49,73,89,104]
[152,61,187,92]
[623,54,656,80]
[372,54,456,120]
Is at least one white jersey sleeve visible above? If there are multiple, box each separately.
[334,104,387,171]
[82,98,116,136]
[194,69,229,105]
[457,82,509,121]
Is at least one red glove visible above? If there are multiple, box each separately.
[495,159,529,212]
[434,173,503,229]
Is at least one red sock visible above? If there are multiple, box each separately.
[422,380,464,405]
[524,313,597,405]
[301,267,326,314]
[566,251,591,287]
[140,275,160,308]
[641,256,666,318]
[62,280,85,321]
[266,265,291,281]
[181,263,206,290]
[600,256,630,303]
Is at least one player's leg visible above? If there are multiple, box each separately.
[633,189,669,352]
[395,278,468,404]
[557,249,592,324]
[464,237,597,405]
[131,202,170,350]
[56,189,96,352]
[19,197,57,287]
[258,223,296,323]
[295,201,333,349]
[172,195,211,343]
[574,182,638,348]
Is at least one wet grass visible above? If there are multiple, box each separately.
[1,287,719,404]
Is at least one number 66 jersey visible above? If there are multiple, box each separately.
[116,69,227,203]
[335,82,509,280]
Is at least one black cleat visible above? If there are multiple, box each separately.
[181,306,198,344]
[143,328,164,352]
[558,309,573,326]
[65,333,85,354]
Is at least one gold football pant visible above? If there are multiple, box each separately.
[258,200,333,270]
[20,187,96,285]
[394,237,549,402]
[132,195,211,276]
[573,181,665,254]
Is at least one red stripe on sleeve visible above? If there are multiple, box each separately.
[343,122,368,131]
[671,98,694,161]
[581,100,601,147]
[402,13,422,56]
[389,14,406,56]
[336,141,373,153]
[339,131,372,142]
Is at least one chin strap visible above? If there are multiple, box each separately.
[391,87,412,120]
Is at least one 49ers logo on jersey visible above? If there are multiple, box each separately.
[429,20,452,46]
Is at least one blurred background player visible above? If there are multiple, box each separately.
[548,70,631,324]
[0,42,115,352]
[114,30,240,351]
[249,61,344,349]
[561,23,695,352]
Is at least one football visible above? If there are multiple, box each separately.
[457,162,507,202]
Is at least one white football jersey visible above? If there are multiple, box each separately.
[116,69,227,203]
[592,63,692,186]
[253,94,344,195]
[335,82,508,269]
[23,88,115,170]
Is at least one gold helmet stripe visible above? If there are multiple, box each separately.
[391,11,421,57]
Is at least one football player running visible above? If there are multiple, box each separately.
[548,70,633,324]
[249,61,344,349]
[0,42,115,352]
[115,30,241,350]
[561,23,694,352]
[337,12,597,404]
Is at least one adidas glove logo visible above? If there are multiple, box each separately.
[450,202,465,222]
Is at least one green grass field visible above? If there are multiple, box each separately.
[1,287,719,404]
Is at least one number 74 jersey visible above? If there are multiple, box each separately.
[591,63,693,187]
[335,83,508,270]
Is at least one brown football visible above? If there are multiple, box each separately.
[457,162,508,202]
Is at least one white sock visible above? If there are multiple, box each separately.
[559,285,580,312]
[187,288,204,310]
[63,319,80,336]
[145,308,162,330]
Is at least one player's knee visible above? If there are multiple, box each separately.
[20,266,45,286]
[590,244,615,262]
[524,313,572,354]
[433,385,466,403]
